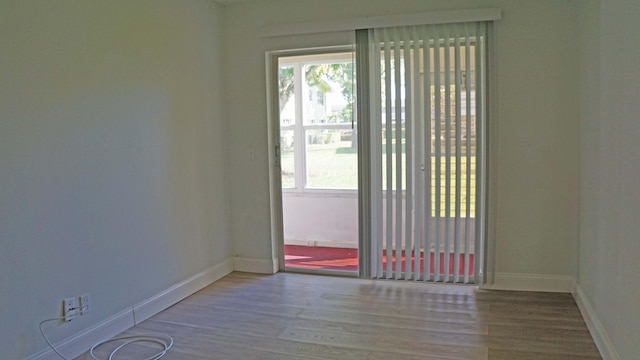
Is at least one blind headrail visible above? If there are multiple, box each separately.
[260,8,501,38]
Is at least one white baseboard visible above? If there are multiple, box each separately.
[233,256,278,274]
[28,259,233,360]
[573,285,621,360]
[480,272,575,293]
[133,258,233,323]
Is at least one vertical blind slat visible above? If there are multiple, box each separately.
[433,26,442,282]
[454,27,462,284]
[383,29,393,279]
[423,25,432,282]
[444,25,452,283]
[464,23,472,284]
[404,27,414,281]
[393,28,403,280]
[412,26,423,279]
[371,29,384,279]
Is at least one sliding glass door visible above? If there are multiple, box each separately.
[268,22,487,282]
[363,22,486,283]
[276,51,359,274]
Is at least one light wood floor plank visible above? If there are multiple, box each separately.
[75,272,601,359]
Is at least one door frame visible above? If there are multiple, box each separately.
[266,46,361,276]
[265,31,495,281]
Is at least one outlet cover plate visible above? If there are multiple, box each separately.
[79,293,91,315]
[63,298,78,321]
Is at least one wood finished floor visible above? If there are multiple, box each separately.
[77,272,601,359]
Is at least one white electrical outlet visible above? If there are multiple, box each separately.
[63,298,78,321]
[79,293,91,315]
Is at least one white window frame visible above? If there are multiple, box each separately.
[276,48,358,196]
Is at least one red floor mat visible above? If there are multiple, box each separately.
[284,245,474,275]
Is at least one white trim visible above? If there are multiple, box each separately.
[132,259,233,324]
[284,239,356,249]
[480,272,575,293]
[261,8,502,37]
[283,189,359,197]
[28,259,233,360]
[573,285,621,360]
[265,51,286,273]
[233,256,279,274]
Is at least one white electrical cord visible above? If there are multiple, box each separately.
[39,317,173,360]
[89,334,173,360]
[39,317,72,360]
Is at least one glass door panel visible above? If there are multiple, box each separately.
[278,51,358,273]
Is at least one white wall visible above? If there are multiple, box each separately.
[577,0,640,358]
[283,194,476,252]
[0,1,231,358]
[224,0,579,282]
[283,194,358,247]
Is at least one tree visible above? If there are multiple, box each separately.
[278,66,295,112]
[278,65,333,112]
[278,62,354,122]
[325,62,355,124]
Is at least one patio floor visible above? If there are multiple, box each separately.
[284,245,475,275]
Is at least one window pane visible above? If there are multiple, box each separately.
[305,129,357,189]
[279,66,295,126]
[280,129,295,188]
[278,64,296,189]
[302,62,354,125]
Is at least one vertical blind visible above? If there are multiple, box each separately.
[366,22,486,283]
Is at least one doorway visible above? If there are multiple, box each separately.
[271,49,359,275]
[268,22,487,283]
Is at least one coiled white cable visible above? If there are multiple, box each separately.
[39,317,173,360]
[89,334,173,360]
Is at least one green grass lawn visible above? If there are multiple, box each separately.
[281,140,358,189]
[281,141,477,217]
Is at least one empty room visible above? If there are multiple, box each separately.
[1,0,638,359]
